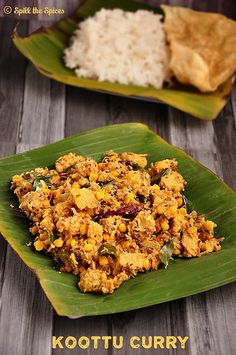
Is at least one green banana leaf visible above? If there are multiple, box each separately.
[12,0,234,120]
[0,123,236,317]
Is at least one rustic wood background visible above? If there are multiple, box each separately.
[0,1,236,354]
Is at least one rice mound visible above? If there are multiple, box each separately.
[64,9,169,89]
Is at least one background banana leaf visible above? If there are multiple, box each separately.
[0,123,236,318]
[12,0,234,120]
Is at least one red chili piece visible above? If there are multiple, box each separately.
[96,203,143,220]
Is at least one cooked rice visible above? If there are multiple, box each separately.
[64,9,169,89]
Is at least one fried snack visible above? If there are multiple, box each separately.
[11,151,223,293]
[161,5,236,92]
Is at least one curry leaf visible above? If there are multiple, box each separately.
[98,243,117,257]
[32,175,53,191]
[97,180,114,187]
[182,195,194,214]
[151,168,169,185]
[48,232,57,244]
[159,238,174,269]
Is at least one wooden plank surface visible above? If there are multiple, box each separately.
[0,1,236,355]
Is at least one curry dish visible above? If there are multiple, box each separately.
[11,151,223,293]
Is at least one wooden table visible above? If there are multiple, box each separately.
[0,1,236,354]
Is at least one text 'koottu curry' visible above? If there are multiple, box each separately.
[11,151,223,293]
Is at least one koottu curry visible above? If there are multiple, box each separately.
[11,151,223,293]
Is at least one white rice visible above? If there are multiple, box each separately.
[64,9,169,89]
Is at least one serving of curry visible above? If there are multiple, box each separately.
[11,151,223,293]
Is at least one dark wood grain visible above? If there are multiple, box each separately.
[0,19,27,142]
[0,20,27,350]
[213,101,236,189]
[65,87,108,136]
[17,21,66,147]
[0,1,236,354]
[0,248,53,355]
[166,104,236,355]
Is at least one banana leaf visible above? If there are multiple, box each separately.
[12,0,234,120]
[0,123,236,318]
